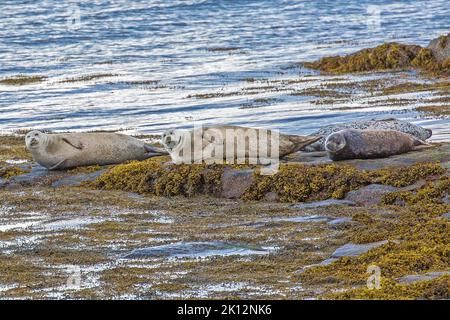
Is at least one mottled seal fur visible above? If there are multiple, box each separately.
[325,129,427,161]
[162,125,321,164]
[305,119,432,152]
[25,130,167,170]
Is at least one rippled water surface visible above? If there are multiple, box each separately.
[0,0,449,139]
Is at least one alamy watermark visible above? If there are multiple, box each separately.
[66,3,82,31]
[366,5,381,32]
[66,266,81,290]
[367,264,381,290]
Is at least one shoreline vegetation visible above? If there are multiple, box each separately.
[0,34,449,299]
[302,34,450,76]
[0,132,449,299]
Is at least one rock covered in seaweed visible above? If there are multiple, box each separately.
[302,42,422,73]
[303,36,450,76]
[427,33,450,63]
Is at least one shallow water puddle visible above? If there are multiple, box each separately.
[122,241,276,260]
[292,199,356,209]
[268,215,330,223]
[40,217,105,231]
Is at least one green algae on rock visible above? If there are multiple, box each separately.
[88,156,225,196]
[303,43,422,73]
[296,161,449,299]
[0,166,30,179]
[0,135,33,161]
[303,41,450,76]
[1,169,448,299]
[298,217,449,299]
[242,162,444,202]
[382,175,450,206]
[89,156,444,203]
[328,276,449,300]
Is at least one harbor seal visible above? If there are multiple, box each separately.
[325,129,428,161]
[25,130,168,170]
[304,118,432,152]
[161,125,321,164]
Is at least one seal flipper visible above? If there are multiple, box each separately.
[49,159,67,170]
[144,144,169,157]
[62,137,84,150]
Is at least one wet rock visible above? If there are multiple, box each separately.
[220,168,254,199]
[399,179,427,192]
[427,34,450,63]
[292,199,356,209]
[345,184,398,206]
[348,144,450,171]
[122,241,274,259]
[51,169,106,187]
[331,240,389,258]
[264,192,279,202]
[398,271,450,284]
[8,165,49,185]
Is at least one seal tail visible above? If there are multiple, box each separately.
[411,136,435,151]
[144,143,169,157]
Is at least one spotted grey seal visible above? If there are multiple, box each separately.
[25,130,168,170]
[162,125,321,164]
[325,129,428,161]
[304,119,432,152]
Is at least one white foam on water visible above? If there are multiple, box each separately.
[4,159,29,164]
[0,221,41,232]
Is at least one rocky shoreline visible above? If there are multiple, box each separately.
[1,34,449,300]
[0,134,448,299]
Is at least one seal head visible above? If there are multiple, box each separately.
[25,130,47,150]
[325,131,346,153]
[161,129,184,152]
